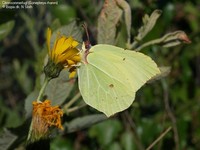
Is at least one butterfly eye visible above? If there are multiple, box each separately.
[84,41,91,50]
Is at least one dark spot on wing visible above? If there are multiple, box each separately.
[123,58,126,61]
[109,84,114,88]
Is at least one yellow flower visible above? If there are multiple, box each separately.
[30,100,63,141]
[45,28,81,78]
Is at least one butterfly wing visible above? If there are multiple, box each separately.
[78,44,160,117]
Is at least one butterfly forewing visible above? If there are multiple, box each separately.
[78,44,160,117]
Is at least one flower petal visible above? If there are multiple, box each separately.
[54,37,73,55]
[47,28,52,56]
[45,28,81,79]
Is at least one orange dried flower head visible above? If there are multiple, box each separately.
[44,28,81,79]
[31,100,63,141]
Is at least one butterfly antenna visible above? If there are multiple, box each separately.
[82,23,90,41]
[82,23,91,50]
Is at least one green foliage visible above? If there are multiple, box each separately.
[13,59,34,94]
[89,119,122,147]
[0,100,23,128]
[97,0,123,44]
[0,0,199,150]
[51,4,76,25]
[25,90,39,118]
[66,114,107,133]
[135,10,162,43]
[44,71,74,106]
[50,21,83,44]
[121,131,135,150]
[0,129,17,150]
[50,137,73,150]
[0,20,15,41]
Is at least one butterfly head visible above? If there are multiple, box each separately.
[84,40,91,51]
[81,41,91,64]
[81,23,92,64]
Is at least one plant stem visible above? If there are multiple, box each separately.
[129,40,139,49]
[162,80,180,150]
[64,92,81,110]
[124,111,145,150]
[27,121,33,141]
[134,38,162,51]
[146,126,172,150]
[36,77,51,102]
[66,104,87,114]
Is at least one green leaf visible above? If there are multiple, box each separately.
[89,119,122,146]
[108,142,122,150]
[20,12,40,52]
[135,30,191,51]
[66,114,107,133]
[0,129,17,150]
[136,9,162,41]
[0,20,15,41]
[44,70,75,106]
[50,21,83,48]
[139,118,161,145]
[0,100,24,128]
[121,131,135,150]
[160,31,191,47]
[116,0,131,44]
[148,67,171,83]
[97,0,123,44]
[50,137,73,150]
[51,4,76,25]
[13,59,33,94]
[4,110,23,128]
[24,90,39,118]
[50,19,62,31]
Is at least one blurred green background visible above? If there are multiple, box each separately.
[0,0,200,150]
